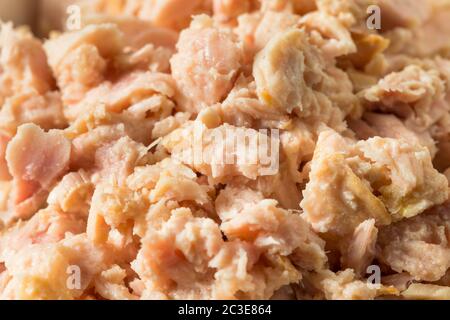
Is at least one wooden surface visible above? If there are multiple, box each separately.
[0,0,37,29]
[0,0,76,36]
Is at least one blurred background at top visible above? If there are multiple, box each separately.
[0,0,75,36]
[0,0,214,37]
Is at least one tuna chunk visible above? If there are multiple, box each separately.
[0,206,86,263]
[216,186,327,271]
[357,136,448,220]
[170,15,243,112]
[198,75,290,129]
[132,207,303,299]
[401,283,450,300]
[47,171,93,214]
[301,129,448,243]
[377,201,450,282]
[0,234,109,300]
[44,24,123,73]
[349,112,437,157]
[94,265,138,300]
[299,11,356,60]
[253,28,322,114]
[301,130,391,241]
[6,124,70,191]
[0,23,55,94]
[0,125,70,224]
[53,43,107,106]
[131,208,225,299]
[251,11,300,54]
[67,71,176,122]
[364,65,447,132]
[253,28,356,128]
[162,121,280,183]
[305,269,397,300]
[0,91,67,135]
[0,243,78,299]
[94,136,148,184]
[44,24,123,108]
[341,219,378,276]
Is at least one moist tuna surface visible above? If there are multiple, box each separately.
[0,0,450,300]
